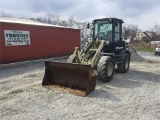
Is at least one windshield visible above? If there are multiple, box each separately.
[94,21,112,40]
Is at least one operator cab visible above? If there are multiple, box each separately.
[92,18,124,43]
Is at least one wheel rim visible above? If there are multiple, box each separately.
[125,57,129,69]
[107,62,113,76]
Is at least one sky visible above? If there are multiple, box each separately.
[0,0,160,31]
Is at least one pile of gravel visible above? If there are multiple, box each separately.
[129,46,148,62]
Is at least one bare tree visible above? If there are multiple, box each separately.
[122,26,129,40]
[71,21,90,38]
[151,23,160,35]
[0,11,12,17]
[68,16,75,27]
[47,14,60,25]
[123,24,140,40]
[144,23,160,42]
[59,20,68,26]
[34,14,60,25]
[140,23,160,48]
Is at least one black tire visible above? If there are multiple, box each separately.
[117,53,130,73]
[155,52,157,55]
[67,55,76,63]
[97,56,115,82]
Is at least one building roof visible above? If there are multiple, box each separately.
[0,17,77,29]
[137,31,153,34]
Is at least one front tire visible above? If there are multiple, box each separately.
[97,56,115,82]
[117,53,130,73]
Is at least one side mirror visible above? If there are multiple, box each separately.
[87,23,90,29]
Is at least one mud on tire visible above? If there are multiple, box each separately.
[97,56,115,82]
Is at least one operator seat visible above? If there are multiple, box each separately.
[106,30,112,41]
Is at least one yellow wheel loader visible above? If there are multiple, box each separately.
[42,18,131,96]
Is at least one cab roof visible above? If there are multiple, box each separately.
[92,18,124,23]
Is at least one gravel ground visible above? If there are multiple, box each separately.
[137,51,160,62]
[129,47,148,62]
[0,52,160,120]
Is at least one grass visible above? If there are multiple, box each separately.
[129,42,156,52]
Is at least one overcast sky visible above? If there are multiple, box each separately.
[0,0,160,30]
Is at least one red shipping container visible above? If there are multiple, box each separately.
[0,18,80,63]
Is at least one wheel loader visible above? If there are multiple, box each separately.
[42,18,131,96]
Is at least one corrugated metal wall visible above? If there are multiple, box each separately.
[0,22,80,63]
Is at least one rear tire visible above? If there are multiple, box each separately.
[97,56,115,82]
[117,53,130,73]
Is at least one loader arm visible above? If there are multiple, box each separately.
[71,35,106,66]
[91,40,106,68]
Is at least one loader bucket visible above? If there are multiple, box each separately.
[42,61,96,96]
